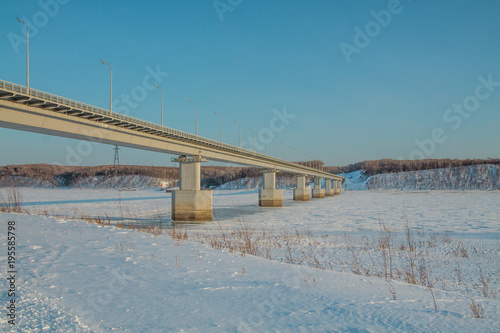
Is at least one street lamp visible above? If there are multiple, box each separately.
[280,141,285,160]
[99,59,112,111]
[153,83,164,127]
[214,111,222,143]
[17,18,29,94]
[250,128,256,152]
[234,120,241,148]
[189,98,198,136]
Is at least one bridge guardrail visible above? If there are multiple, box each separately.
[0,79,341,179]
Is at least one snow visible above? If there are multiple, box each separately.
[0,175,178,190]
[71,175,176,190]
[339,170,369,191]
[215,177,296,190]
[5,164,498,193]
[340,164,500,191]
[1,188,499,332]
[367,164,500,191]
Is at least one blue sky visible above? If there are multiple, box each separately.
[1,0,499,167]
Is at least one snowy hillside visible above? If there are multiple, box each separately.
[339,170,369,190]
[216,176,296,190]
[0,176,55,188]
[339,164,500,191]
[1,174,176,190]
[71,175,176,190]
[2,164,499,192]
[367,164,499,191]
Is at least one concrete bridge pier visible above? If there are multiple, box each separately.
[312,177,325,198]
[171,156,212,221]
[293,175,311,201]
[325,179,335,196]
[259,169,283,207]
[334,180,342,194]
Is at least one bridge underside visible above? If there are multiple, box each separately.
[0,97,344,222]
[0,100,270,169]
[0,99,342,179]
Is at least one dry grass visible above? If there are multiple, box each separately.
[474,265,495,299]
[378,220,394,279]
[0,187,28,214]
[402,213,417,285]
[470,298,485,318]
[192,221,266,257]
[166,225,188,242]
[172,212,496,314]
[23,199,494,315]
[79,213,111,226]
[450,241,469,258]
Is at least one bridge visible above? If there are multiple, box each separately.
[0,79,344,221]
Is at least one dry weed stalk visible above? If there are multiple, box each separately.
[386,280,397,300]
[402,213,417,285]
[470,298,485,318]
[476,265,491,298]
[378,220,394,279]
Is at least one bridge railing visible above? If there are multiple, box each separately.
[0,79,340,179]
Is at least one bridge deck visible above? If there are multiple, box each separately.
[0,79,342,180]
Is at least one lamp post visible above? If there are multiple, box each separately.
[99,59,112,111]
[250,128,256,152]
[17,18,29,94]
[234,120,241,148]
[214,111,222,143]
[280,142,285,160]
[189,98,198,136]
[153,83,164,127]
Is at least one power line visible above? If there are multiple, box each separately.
[113,146,120,166]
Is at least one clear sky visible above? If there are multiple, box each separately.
[1,0,499,167]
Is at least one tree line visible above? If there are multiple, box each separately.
[1,158,498,187]
[328,158,500,176]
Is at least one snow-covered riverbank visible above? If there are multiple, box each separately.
[1,189,499,332]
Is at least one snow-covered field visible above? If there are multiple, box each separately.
[1,188,499,332]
